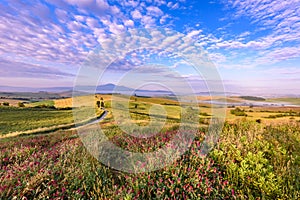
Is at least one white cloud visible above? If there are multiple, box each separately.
[55,8,68,22]
[171,2,179,10]
[124,19,134,27]
[131,10,143,19]
[167,2,180,9]
[146,6,163,17]
[141,15,156,28]
[186,30,202,38]
[257,47,300,64]
[86,17,101,29]
[159,14,169,24]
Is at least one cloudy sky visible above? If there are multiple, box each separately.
[0,0,300,96]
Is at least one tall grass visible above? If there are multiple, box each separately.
[210,119,300,199]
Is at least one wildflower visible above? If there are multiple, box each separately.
[223,180,229,186]
[177,178,181,184]
[207,187,212,193]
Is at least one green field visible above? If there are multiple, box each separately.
[267,97,300,106]
[27,100,55,107]
[0,105,103,136]
[0,106,73,135]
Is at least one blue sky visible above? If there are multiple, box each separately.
[0,0,300,96]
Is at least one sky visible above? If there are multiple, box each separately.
[0,0,300,96]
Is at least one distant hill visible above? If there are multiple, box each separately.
[1,84,297,98]
[0,91,62,101]
[0,83,174,100]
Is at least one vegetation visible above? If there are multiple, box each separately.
[0,107,74,135]
[0,128,234,199]
[18,102,25,107]
[0,106,102,136]
[211,120,300,199]
[230,107,248,116]
[239,96,266,101]
[2,102,9,106]
[265,112,300,119]
[0,95,299,199]
[28,100,55,107]
[267,98,300,106]
[0,120,299,199]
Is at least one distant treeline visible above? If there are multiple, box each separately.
[33,104,72,110]
[239,96,266,101]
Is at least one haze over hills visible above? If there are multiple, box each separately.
[0,84,299,98]
[0,84,171,95]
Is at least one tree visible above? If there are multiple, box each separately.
[96,101,101,108]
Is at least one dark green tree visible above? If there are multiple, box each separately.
[96,101,101,108]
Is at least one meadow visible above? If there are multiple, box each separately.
[0,102,104,138]
[0,95,299,199]
[0,107,73,135]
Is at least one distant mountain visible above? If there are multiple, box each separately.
[0,84,173,97]
[1,84,298,98]
[96,83,133,92]
[0,85,37,93]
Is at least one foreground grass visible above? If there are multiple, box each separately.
[0,129,233,199]
[211,120,300,199]
[0,120,299,199]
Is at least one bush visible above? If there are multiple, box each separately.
[256,119,261,123]
[3,102,9,106]
[56,107,72,110]
[34,104,56,109]
[230,107,247,116]
[200,112,210,116]
[18,102,25,107]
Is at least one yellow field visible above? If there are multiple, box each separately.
[54,94,112,108]
[52,94,300,126]
[0,99,27,106]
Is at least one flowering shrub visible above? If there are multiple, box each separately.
[0,128,235,199]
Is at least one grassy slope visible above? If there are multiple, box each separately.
[27,100,55,107]
[266,97,300,105]
[0,107,73,135]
